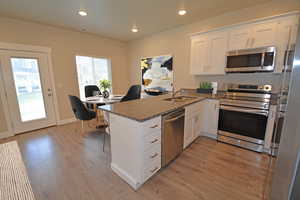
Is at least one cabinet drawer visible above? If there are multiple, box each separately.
[143,158,161,182]
[143,131,161,150]
[141,117,161,136]
[144,144,161,165]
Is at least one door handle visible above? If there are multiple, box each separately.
[246,38,250,48]
[251,38,255,47]
[150,124,159,129]
[150,139,159,144]
[150,166,159,173]
[220,105,269,116]
[150,153,158,159]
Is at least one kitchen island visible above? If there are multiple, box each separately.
[99,92,221,189]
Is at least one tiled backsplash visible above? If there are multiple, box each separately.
[195,73,282,93]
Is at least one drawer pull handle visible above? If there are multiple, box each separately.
[150,167,158,173]
[150,139,158,144]
[150,153,158,159]
[150,124,159,129]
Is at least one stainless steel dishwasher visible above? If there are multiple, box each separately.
[162,108,185,167]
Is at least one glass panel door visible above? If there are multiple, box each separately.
[10,58,47,122]
[0,50,56,134]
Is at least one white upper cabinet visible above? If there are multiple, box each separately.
[190,36,210,74]
[251,22,277,48]
[208,32,228,74]
[190,13,300,75]
[190,31,228,75]
[228,22,277,51]
[228,27,252,51]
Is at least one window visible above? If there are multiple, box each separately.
[75,56,111,100]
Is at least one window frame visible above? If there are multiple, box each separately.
[75,55,112,100]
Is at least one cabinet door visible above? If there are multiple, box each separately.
[251,22,277,48]
[206,32,228,74]
[228,27,252,51]
[201,99,219,137]
[192,113,202,140]
[184,116,193,149]
[190,36,210,74]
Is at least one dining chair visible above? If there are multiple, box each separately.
[85,85,101,98]
[120,85,141,102]
[85,85,102,110]
[69,95,107,152]
[69,95,96,132]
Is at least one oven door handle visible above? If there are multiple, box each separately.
[220,105,269,116]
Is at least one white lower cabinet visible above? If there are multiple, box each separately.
[184,100,205,148]
[109,114,161,190]
[184,99,220,148]
[200,99,219,139]
[110,99,220,189]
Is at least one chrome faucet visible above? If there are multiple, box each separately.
[172,87,182,98]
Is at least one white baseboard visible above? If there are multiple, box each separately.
[0,131,14,139]
[201,132,218,140]
[56,118,77,125]
[111,163,140,190]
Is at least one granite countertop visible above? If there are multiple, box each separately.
[99,91,225,122]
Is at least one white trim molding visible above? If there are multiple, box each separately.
[0,56,14,136]
[0,131,14,140]
[201,132,218,140]
[0,42,51,53]
[57,118,77,126]
[189,11,300,37]
[111,163,141,190]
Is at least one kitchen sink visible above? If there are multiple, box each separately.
[164,96,197,102]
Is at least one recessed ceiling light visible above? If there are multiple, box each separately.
[178,10,187,16]
[131,27,138,33]
[78,10,88,16]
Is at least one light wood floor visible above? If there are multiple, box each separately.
[0,122,273,200]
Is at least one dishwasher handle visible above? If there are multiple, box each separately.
[164,113,185,123]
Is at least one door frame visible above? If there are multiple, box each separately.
[0,42,59,137]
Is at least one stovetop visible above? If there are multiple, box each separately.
[221,84,273,109]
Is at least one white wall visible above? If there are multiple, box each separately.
[127,0,300,91]
[0,17,130,134]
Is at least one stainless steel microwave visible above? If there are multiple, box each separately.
[225,46,276,73]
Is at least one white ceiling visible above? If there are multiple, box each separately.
[0,0,272,41]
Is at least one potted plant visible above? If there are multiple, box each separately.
[197,82,213,94]
[99,79,112,98]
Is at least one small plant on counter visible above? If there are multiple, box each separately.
[199,82,212,89]
[197,82,213,94]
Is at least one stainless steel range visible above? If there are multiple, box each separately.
[218,84,272,152]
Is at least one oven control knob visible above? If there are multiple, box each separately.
[264,85,272,92]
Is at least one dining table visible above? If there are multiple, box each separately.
[82,94,124,127]
[82,94,124,105]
